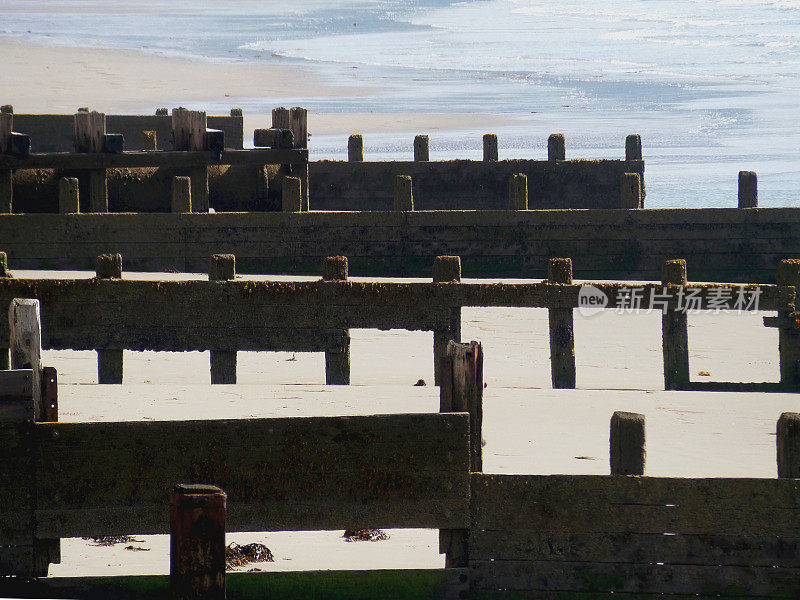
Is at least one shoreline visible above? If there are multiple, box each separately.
[0,36,526,142]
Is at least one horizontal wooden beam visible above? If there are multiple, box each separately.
[0,568,469,600]
[0,148,307,170]
[32,413,470,538]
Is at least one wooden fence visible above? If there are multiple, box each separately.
[0,253,797,391]
[1,316,798,598]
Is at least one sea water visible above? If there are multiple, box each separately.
[0,0,798,207]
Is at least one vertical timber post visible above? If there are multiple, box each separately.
[172,108,209,212]
[483,134,498,162]
[170,484,226,600]
[547,258,576,389]
[439,340,483,568]
[778,412,800,478]
[8,298,59,575]
[625,134,642,161]
[0,252,9,369]
[620,173,642,209]
[433,255,462,386]
[282,176,302,212]
[209,254,237,384]
[610,411,645,475]
[738,171,758,209]
[776,259,800,386]
[74,110,108,212]
[394,175,414,211]
[290,107,309,210]
[323,256,351,385]
[548,133,565,162]
[95,254,124,384]
[1,111,13,213]
[58,177,80,214]
[348,135,364,162]
[414,135,429,162]
[508,173,528,210]
[662,259,689,390]
[171,176,192,213]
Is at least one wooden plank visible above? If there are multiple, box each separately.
[0,545,34,576]
[0,149,308,169]
[0,369,34,409]
[34,413,470,537]
[0,113,11,154]
[470,474,800,535]
[469,560,800,597]
[469,530,800,568]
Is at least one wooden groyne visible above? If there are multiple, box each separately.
[5,106,644,212]
[0,205,795,282]
[1,254,797,391]
[1,323,798,597]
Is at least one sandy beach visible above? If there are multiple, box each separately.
[0,36,523,147]
[2,10,799,584]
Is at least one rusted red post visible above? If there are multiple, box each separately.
[170,484,227,600]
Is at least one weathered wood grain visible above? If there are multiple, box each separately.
[469,560,800,597]
[469,530,800,568]
[470,474,800,534]
[34,413,470,537]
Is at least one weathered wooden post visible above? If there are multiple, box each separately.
[272,107,309,210]
[74,110,109,212]
[58,177,80,214]
[0,252,8,370]
[156,108,169,116]
[209,254,237,385]
[290,107,309,210]
[439,340,483,569]
[171,108,209,212]
[483,134,498,162]
[778,412,800,478]
[433,256,462,386]
[610,411,645,475]
[323,256,351,385]
[6,298,60,575]
[776,259,800,386]
[547,258,576,389]
[414,135,430,162]
[625,134,642,161]
[282,176,302,212]
[95,254,124,384]
[141,130,157,151]
[738,171,758,209]
[347,133,363,160]
[170,484,226,600]
[394,175,414,211]
[0,112,12,213]
[171,176,192,213]
[548,133,565,162]
[620,173,642,209]
[508,173,528,210]
[662,259,689,390]
[348,134,364,162]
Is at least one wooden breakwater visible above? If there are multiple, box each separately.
[6,107,245,152]
[2,107,308,213]
[5,106,645,212]
[1,322,799,598]
[0,203,793,282]
[1,253,797,391]
[308,132,645,211]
